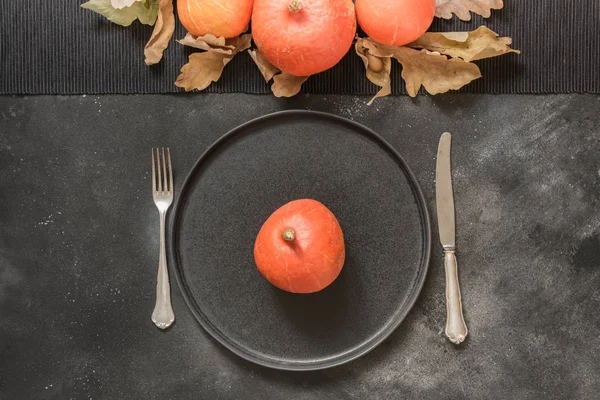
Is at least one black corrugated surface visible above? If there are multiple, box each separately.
[0,1,598,95]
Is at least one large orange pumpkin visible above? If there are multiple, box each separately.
[356,0,436,46]
[252,0,357,76]
[177,0,254,38]
[254,199,345,294]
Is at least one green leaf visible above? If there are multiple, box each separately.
[81,0,158,27]
[137,0,160,25]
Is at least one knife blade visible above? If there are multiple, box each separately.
[435,132,468,345]
[436,132,455,250]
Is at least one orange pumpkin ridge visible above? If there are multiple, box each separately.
[254,199,345,294]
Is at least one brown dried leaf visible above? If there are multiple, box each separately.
[435,0,503,21]
[272,73,309,97]
[408,26,519,62]
[174,52,229,91]
[228,34,252,53]
[177,33,238,54]
[144,0,175,66]
[248,49,280,82]
[356,37,481,98]
[175,34,251,92]
[394,48,481,97]
[355,39,392,105]
[248,48,308,97]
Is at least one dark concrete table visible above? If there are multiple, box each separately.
[1,94,599,399]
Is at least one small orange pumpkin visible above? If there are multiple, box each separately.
[254,199,345,294]
[355,0,436,46]
[252,0,357,76]
[177,0,254,38]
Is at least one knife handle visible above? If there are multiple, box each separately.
[444,250,468,344]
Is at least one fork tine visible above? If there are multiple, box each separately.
[161,148,168,193]
[167,148,173,193]
[152,149,156,193]
[157,148,163,192]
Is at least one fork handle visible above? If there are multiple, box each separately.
[152,211,175,329]
[444,250,468,344]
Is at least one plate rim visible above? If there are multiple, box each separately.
[168,110,432,371]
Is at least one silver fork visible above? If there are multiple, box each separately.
[151,148,175,329]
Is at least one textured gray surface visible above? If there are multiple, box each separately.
[1,93,599,399]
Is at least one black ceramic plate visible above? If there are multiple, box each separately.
[169,111,431,371]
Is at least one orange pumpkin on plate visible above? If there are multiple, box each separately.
[254,199,345,294]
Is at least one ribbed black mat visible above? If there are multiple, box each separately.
[1,1,598,95]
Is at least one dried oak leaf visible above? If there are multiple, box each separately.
[408,26,519,62]
[272,74,309,97]
[355,41,392,105]
[356,37,481,99]
[248,49,280,82]
[178,33,237,54]
[144,0,175,66]
[248,49,308,97]
[407,26,521,61]
[396,48,481,97]
[175,34,252,92]
[435,0,503,21]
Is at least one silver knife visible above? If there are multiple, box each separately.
[436,132,468,344]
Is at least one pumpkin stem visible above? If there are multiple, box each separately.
[288,0,303,13]
[282,228,296,242]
